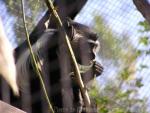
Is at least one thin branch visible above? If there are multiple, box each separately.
[20,0,54,113]
[45,0,91,111]
[133,0,150,24]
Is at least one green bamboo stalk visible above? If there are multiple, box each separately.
[21,0,54,113]
[46,0,91,111]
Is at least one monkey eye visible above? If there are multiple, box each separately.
[87,39,100,53]
[87,39,97,48]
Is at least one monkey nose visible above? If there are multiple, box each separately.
[90,52,95,59]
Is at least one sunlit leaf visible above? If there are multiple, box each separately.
[135,50,142,57]
[120,68,130,80]
[113,108,125,113]
[99,107,108,113]
[138,20,150,32]
[139,37,149,45]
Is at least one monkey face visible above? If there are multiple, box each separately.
[66,19,100,63]
[65,19,103,78]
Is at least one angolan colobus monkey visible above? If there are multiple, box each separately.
[0,17,19,95]
[15,18,103,113]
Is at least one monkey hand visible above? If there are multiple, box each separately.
[92,60,103,77]
[69,60,103,77]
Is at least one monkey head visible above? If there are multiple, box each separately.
[65,18,103,78]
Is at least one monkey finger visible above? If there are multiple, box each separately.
[94,62,104,71]
[95,64,103,70]
[95,68,103,76]
[93,63,103,76]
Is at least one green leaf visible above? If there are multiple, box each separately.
[99,107,108,113]
[113,108,125,113]
[136,78,143,88]
[120,67,130,80]
[135,50,142,57]
[139,37,149,45]
[138,20,150,32]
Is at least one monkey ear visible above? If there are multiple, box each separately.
[65,17,77,40]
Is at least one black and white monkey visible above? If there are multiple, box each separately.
[14,18,103,113]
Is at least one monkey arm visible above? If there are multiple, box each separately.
[71,61,103,113]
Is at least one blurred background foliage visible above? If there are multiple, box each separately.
[4,0,46,43]
[2,0,150,112]
[88,16,149,113]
